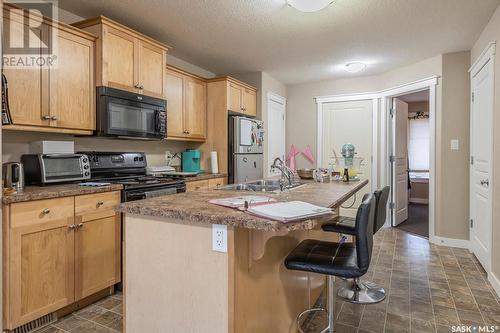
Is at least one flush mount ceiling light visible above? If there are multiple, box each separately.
[287,0,334,13]
[344,62,367,73]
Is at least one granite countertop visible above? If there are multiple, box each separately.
[2,183,124,204]
[182,173,227,182]
[118,179,368,231]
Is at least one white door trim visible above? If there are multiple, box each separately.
[315,76,438,236]
[266,91,287,177]
[469,42,495,275]
[383,78,437,242]
[315,94,379,191]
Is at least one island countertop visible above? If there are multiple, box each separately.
[117,179,368,231]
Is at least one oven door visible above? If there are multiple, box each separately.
[105,97,165,140]
[40,154,89,183]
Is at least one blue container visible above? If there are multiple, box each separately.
[182,149,201,173]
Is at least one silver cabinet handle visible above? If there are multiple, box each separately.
[77,223,84,229]
[68,224,77,230]
[42,208,50,215]
[42,115,51,120]
[51,115,57,120]
[96,201,104,207]
[139,85,144,89]
[134,83,140,88]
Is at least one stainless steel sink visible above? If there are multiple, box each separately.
[218,180,304,192]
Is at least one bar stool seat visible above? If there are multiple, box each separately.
[321,216,356,235]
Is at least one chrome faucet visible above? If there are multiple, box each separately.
[270,157,295,190]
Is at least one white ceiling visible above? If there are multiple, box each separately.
[58,0,500,85]
[398,90,429,103]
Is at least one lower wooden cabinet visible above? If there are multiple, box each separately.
[3,191,121,330]
[186,177,227,192]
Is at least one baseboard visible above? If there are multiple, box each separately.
[488,272,500,298]
[430,236,470,249]
[409,198,429,204]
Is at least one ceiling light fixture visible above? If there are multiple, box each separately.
[344,62,367,73]
[287,0,334,13]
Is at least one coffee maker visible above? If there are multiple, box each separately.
[3,162,25,191]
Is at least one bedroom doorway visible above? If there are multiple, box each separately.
[391,90,430,238]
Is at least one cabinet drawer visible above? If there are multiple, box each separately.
[75,191,121,221]
[208,177,227,189]
[186,180,209,192]
[10,197,74,228]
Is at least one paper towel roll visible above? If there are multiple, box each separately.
[210,151,219,174]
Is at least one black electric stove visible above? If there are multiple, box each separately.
[79,151,186,201]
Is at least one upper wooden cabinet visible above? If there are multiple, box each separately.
[2,5,96,135]
[209,76,257,117]
[166,65,207,141]
[73,16,170,99]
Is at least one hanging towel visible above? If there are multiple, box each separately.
[286,145,300,171]
[302,146,315,164]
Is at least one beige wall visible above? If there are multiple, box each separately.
[471,4,500,287]
[436,52,470,240]
[408,101,429,115]
[286,52,472,243]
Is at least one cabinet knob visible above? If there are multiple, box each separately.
[134,83,140,88]
[139,85,144,90]
[42,115,51,120]
[68,224,77,230]
[51,115,57,121]
[42,208,50,215]
[77,223,84,229]
[96,201,104,207]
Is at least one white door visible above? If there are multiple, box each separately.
[392,98,409,226]
[470,55,493,272]
[321,100,373,217]
[267,94,286,177]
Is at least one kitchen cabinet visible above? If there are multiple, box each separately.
[223,78,257,117]
[73,16,170,99]
[3,191,121,330]
[2,4,96,135]
[166,65,207,141]
[186,177,227,192]
[74,192,121,300]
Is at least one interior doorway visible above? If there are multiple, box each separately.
[391,90,430,238]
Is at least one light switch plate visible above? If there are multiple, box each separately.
[450,139,459,151]
[212,224,228,253]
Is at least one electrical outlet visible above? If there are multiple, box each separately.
[212,224,228,253]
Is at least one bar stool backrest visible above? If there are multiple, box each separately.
[354,193,376,273]
[373,186,391,234]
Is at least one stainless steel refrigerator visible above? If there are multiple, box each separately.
[228,116,264,184]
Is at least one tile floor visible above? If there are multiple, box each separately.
[35,293,122,333]
[303,228,500,333]
[33,228,500,333]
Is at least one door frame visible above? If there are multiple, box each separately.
[315,93,380,191]
[266,92,287,177]
[315,76,438,235]
[382,77,437,241]
[468,41,496,274]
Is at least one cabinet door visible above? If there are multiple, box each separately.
[242,88,257,117]
[3,12,49,126]
[138,41,166,98]
[102,26,137,92]
[185,77,207,140]
[50,29,95,130]
[228,83,242,113]
[75,214,121,300]
[10,219,75,328]
[166,69,185,138]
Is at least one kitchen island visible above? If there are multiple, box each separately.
[117,179,368,333]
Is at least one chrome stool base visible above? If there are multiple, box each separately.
[337,278,386,304]
[297,275,336,333]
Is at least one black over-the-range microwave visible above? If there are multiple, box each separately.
[96,86,166,140]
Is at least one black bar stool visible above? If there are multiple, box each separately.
[321,186,390,304]
[285,194,376,333]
